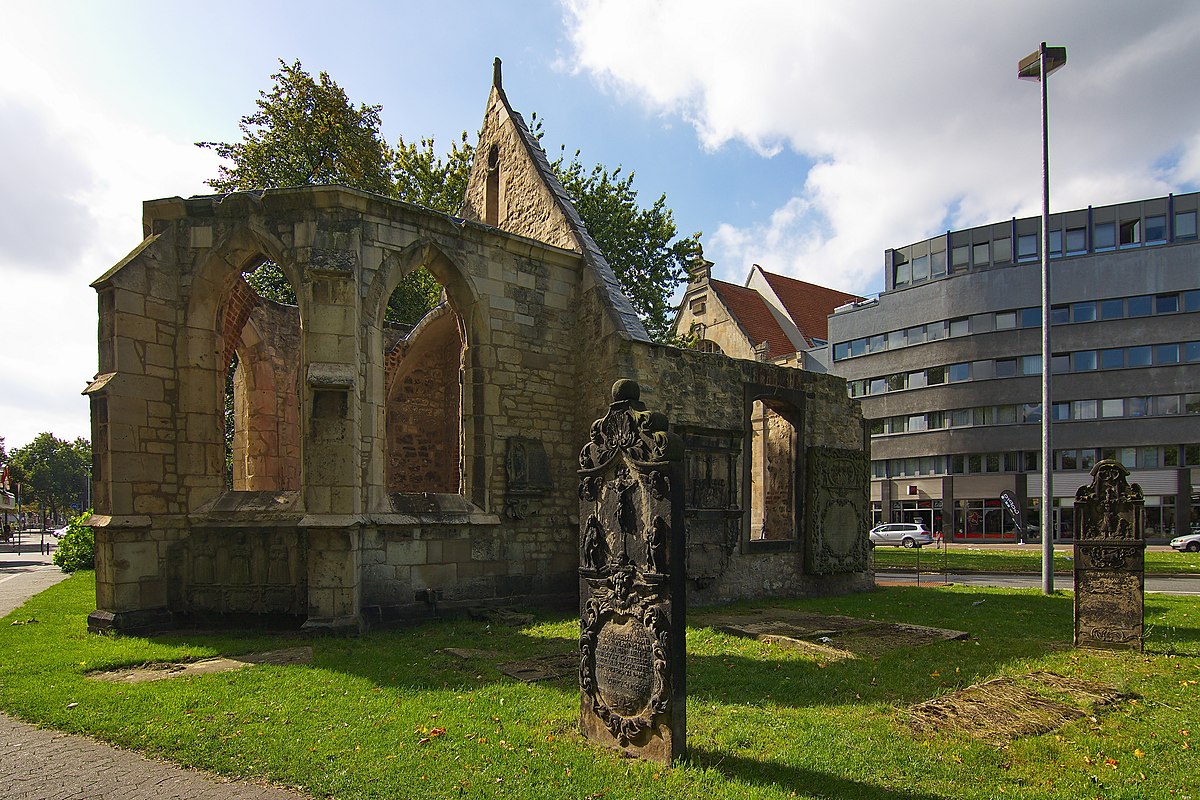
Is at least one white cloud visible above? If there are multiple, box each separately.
[563,0,1200,292]
[0,38,218,449]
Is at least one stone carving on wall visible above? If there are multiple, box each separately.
[678,428,742,587]
[578,379,686,763]
[504,436,553,519]
[167,529,307,619]
[804,446,870,575]
[1073,459,1145,651]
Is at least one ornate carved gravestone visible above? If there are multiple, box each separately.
[804,446,871,574]
[1073,460,1145,651]
[578,379,686,763]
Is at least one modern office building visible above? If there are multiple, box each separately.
[826,192,1200,542]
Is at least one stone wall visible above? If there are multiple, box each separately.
[623,345,873,604]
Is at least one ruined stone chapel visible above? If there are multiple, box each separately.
[84,64,871,633]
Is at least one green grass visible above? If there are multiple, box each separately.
[872,546,1200,575]
[3,574,1200,799]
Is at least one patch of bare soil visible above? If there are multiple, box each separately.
[907,671,1129,742]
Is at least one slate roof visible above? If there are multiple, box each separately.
[759,271,863,347]
[710,279,796,360]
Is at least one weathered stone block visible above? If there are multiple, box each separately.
[412,563,457,590]
[386,539,427,565]
[441,538,472,563]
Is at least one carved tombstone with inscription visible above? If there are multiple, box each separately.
[1073,459,1146,651]
[804,446,871,574]
[578,379,686,763]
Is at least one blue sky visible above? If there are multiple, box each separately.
[2,0,1200,449]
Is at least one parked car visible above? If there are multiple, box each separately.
[52,525,69,539]
[869,522,934,549]
[1170,531,1200,553]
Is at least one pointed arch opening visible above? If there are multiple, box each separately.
[197,226,302,497]
[223,300,302,491]
[372,241,484,506]
[384,304,463,493]
[484,143,502,226]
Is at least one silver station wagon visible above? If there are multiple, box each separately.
[869,522,934,549]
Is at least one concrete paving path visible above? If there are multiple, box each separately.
[0,547,313,800]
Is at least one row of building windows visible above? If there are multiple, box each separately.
[872,444,1200,479]
[892,208,1199,288]
[848,340,1200,398]
[871,392,1200,437]
[872,496,1177,538]
[833,289,1200,361]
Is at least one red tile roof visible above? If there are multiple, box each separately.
[710,279,797,360]
[760,271,863,347]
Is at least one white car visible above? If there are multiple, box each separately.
[869,522,934,549]
[1170,532,1200,553]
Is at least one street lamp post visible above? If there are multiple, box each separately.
[1019,43,1067,595]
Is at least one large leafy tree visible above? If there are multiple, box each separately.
[8,434,90,525]
[199,60,699,339]
[198,59,394,196]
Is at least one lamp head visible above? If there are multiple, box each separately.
[1018,44,1067,81]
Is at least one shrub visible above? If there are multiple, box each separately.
[52,512,94,573]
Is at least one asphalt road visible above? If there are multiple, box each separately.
[876,570,1200,594]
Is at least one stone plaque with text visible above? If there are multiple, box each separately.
[578,379,686,763]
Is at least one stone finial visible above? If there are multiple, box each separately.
[687,248,713,286]
[611,378,640,403]
[493,57,503,89]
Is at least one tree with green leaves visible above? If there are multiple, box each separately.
[393,133,474,214]
[198,59,394,196]
[199,60,699,340]
[8,434,90,526]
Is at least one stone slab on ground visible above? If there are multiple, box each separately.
[696,608,967,660]
[89,647,314,683]
[0,712,312,800]
[440,647,505,660]
[497,653,577,682]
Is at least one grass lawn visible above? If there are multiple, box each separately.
[871,546,1200,576]
[1,573,1198,799]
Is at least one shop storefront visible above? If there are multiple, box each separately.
[873,467,1189,542]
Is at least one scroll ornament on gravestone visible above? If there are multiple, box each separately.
[577,379,686,763]
[1072,459,1146,651]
